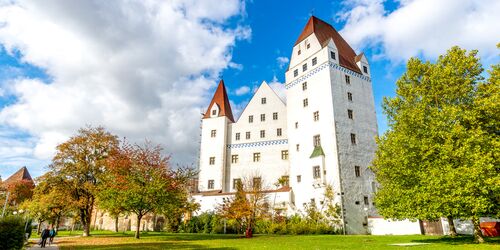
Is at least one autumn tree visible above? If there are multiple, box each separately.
[372,46,499,243]
[99,141,193,239]
[49,126,119,236]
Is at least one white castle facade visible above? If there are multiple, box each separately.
[194,16,378,234]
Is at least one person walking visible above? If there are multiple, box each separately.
[40,226,50,248]
[48,226,56,246]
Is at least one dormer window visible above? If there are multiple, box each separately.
[212,110,216,115]
[210,104,220,117]
[331,51,336,60]
[363,66,368,74]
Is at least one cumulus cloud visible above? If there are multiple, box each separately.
[268,76,286,103]
[234,85,250,96]
[0,0,248,175]
[338,0,500,62]
[276,56,289,69]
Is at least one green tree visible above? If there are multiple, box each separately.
[372,46,499,243]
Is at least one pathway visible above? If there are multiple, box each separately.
[27,239,59,250]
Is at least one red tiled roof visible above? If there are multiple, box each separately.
[203,80,235,122]
[3,166,33,186]
[295,16,362,73]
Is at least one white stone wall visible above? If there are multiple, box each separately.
[368,218,422,235]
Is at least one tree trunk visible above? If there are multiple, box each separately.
[472,217,484,243]
[37,219,43,235]
[135,214,142,239]
[447,216,457,237]
[81,206,92,237]
[114,216,119,233]
[55,215,61,232]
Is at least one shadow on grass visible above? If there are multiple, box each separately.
[412,235,500,245]
[58,241,237,250]
[77,232,248,241]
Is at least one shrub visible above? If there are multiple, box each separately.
[0,216,25,250]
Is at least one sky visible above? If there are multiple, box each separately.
[0,0,498,179]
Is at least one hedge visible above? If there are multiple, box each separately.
[0,216,25,250]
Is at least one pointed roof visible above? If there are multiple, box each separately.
[203,80,235,122]
[295,16,362,73]
[3,166,33,186]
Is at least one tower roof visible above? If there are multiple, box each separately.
[3,166,33,186]
[203,80,235,122]
[295,16,361,73]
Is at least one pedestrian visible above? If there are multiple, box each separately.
[49,226,56,245]
[40,226,50,248]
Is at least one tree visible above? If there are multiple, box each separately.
[372,46,499,243]
[99,141,193,239]
[49,126,119,236]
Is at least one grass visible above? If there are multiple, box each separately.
[44,230,500,250]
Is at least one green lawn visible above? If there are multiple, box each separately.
[48,231,500,250]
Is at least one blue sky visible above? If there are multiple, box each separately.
[0,0,498,179]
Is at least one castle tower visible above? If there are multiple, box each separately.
[285,16,378,234]
[198,80,234,192]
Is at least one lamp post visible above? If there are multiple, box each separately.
[1,191,10,218]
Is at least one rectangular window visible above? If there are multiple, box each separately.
[348,109,353,119]
[313,166,321,179]
[345,75,351,84]
[306,43,310,49]
[296,144,300,151]
[351,133,357,144]
[298,50,301,55]
[253,177,262,189]
[282,176,290,187]
[302,82,307,91]
[209,157,215,165]
[313,111,319,121]
[212,110,217,115]
[208,180,214,189]
[294,69,298,77]
[281,150,289,160]
[273,112,278,120]
[297,175,302,183]
[364,196,369,205]
[277,128,282,136]
[233,178,241,189]
[347,92,353,101]
[235,133,240,141]
[210,130,216,137]
[249,115,253,123]
[295,122,298,128]
[231,155,239,164]
[260,130,265,138]
[313,135,321,147]
[302,63,307,72]
[330,51,336,60]
[355,166,361,177]
[303,98,308,107]
[363,66,368,74]
[246,131,251,139]
[253,152,261,162]
[312,57,317,66]
[260,114,266,121]
[261,97,267,104]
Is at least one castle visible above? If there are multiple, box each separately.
[194,16,378,234]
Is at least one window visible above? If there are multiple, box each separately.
[231,155,239,164]
[246,131,251,139]
[281,150,289,160]
[312,57,317,66]
[355,201,360,205]
[297,175,302,183]
[313,111,319,121]
[233,178,241,189]
[313,166,321,179]
[295,122,298,128]
[303,98,308,107]
[273,112,278,120]
[330,51,336,60]
[298,50,301,55]
[209,157,215,165]
[253,152,261,162]
[260,114,266,122]
[348,109,353,119]
[249,115,253,123]
[313,135,321,147]
[302,63,307,72]
[296,144,300,151]
[211,130,216,137]
[306,43,310,49]
[294,69,298,77]
[355,166,361,177]
[260,130,265,138]
[351,133,357,144]
[253,177,261,189]
[277,128,282,137]
[281,176,290,186]
[363,66,368,74]
[208,180,214,189]
[345,75,351,84]
[347,92,353,101]
[261,97,267,104]
[364,196,369,205]
[302,82,307,90]
[235,133,240,141]
[212,110,217,115]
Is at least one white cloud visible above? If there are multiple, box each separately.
[228,62,244,70]
[268,76,286,103]
[276,56,289,69]
[0,0,248,176]
[234,85,250,96]
[338,0,500,62]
